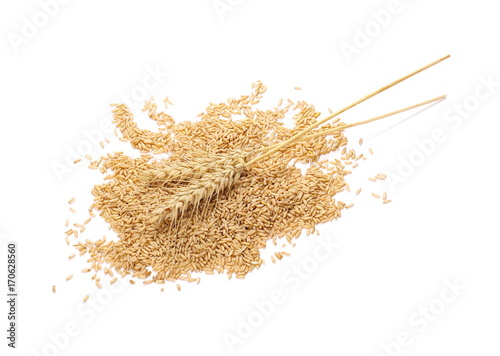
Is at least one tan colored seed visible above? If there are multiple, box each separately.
[66,275,73,281]
[177,284,181,291]
[371,193,380,199]
[356,188,362,195]
[52,285,56,293]
[83,295,89,303]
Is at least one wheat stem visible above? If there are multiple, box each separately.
[247,55,450,166]
[296,95,446,142]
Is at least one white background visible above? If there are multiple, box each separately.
[1,0,499,355]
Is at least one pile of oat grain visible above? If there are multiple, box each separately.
[72,82,356,284]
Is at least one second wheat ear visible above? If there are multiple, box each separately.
[145,55,450,225]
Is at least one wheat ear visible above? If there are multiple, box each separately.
[139,151,238,184]
[151,149,251,225]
